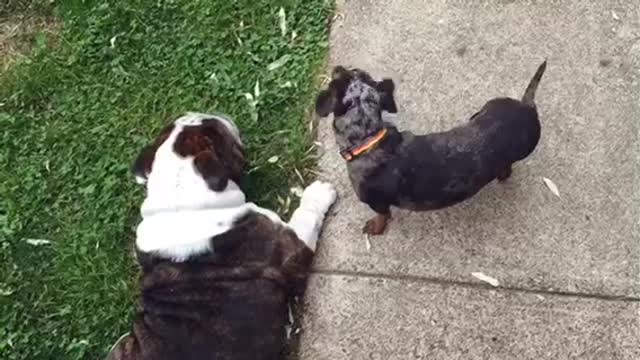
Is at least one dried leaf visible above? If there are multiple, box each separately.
[109,35,118,48]
[290,186,304,198]
[293,167,304,183]
[471,272,499,287]
[25,238,51,246]
[611,10,620,21]
[288,304,294,324]
[109,333,131,352]
[278,8,287,36]
[319,74,331,86]
[267,54,291,71]
[330,13,344,26]
[542,177,560,197]
[0,288,14,296]
[267,156,279,164]
[284,196,291,212]
[254,80,260,98]
[364,234,371,251]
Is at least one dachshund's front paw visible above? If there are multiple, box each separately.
[362,213,390,235]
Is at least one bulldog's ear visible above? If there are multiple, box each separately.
[193,150,229,192]
[315,89,334,117]
[377,78,398,113]
[131,144,155,185]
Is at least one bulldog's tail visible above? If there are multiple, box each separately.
[522,60,547,107]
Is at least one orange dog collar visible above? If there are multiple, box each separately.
[340,128,388,161]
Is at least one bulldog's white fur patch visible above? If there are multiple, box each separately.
[137,180,335,261]
[137,192,286,261]
[135,113,336,261]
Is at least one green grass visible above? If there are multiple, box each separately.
[0,0,332,358]
[0,0,53,17]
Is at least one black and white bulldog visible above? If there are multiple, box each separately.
[106,113,336,360]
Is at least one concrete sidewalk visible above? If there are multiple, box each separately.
[299,0,640,358]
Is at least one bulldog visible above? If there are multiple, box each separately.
[106,112,337,360]
[315,61,547,235]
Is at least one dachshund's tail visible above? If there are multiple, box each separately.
[522,60,547,107]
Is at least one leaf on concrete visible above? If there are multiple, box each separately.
[542,177,560,197]
[364,234,371,251]
[611,10,620,21]
[471,272,499,287]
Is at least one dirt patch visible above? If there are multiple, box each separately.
[0,14,58,71]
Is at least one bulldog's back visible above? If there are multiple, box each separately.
[108,212,307,360]
[108,268,288,360]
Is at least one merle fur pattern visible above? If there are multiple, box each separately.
[315,62,547,229]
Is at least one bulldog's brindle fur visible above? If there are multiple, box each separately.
[316,61,547,235]
[106,113,336,360]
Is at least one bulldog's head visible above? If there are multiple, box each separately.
[132,113,245,193]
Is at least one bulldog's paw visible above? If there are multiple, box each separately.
[300,181,337,214]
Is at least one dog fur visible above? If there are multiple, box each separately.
[106,112,336,360]
[315,62,547,235]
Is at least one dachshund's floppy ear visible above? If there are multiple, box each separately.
[376,78,398,113]
[315,89,334,117]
